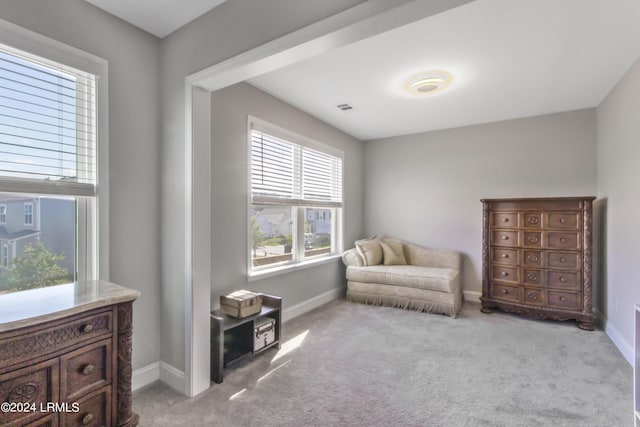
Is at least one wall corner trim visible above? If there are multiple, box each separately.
[159,361,186,394]
[463,290,482,303]
[132,361,187,393]
[132,362,161,391]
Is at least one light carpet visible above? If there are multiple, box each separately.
[134,300,632,426]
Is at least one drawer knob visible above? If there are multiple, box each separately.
[82,413,94,425]
[560,218,567,224]
[501,254,509,258]
[560,276,566,282]
[501,289,508,294]
[501,235,509,240]
[502,218,509,222]
[82,324,94,334]
[501,271,508,276]
[560,257,566,263]
[559,296,566,302]
[560,237,566,243]
[82,364,95,376]
[527,255,539,262]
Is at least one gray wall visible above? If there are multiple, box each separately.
[596,57,640,356]
[363,109,598,295]
[0,0,162,370]
[210,82,363,306]
[160,0,368,372]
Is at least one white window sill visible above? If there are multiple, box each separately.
[248,254,342,282]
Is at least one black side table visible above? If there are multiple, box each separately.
[210,293,282,383]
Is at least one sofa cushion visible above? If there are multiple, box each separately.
[346,265,459,293]
[355,237,382,266]
[380,240,407,266]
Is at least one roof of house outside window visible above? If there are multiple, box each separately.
[0,229,40,240]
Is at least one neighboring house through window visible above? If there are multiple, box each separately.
[0,24,107,292]
[249,118,343,274]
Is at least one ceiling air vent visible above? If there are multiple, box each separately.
[336,103,353,111]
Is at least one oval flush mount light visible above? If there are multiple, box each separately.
[404,70,452,96]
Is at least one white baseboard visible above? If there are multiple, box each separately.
[132,362,160,391]
[463,290,481,303]
[282,287,343,323]
[599,310,633,366]
[159,362,186,394]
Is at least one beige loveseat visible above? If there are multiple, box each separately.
[342,237,462,318]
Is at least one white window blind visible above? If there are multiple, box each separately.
[0,43,97,197]
[251,129,342,207]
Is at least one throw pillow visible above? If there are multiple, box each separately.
[355,236,383,266]
[381,240,407,266]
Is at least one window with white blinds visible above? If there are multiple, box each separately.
[0,43,97,197]
[250,130,343,207]
[248,121,343,275]
[0,27,107,291]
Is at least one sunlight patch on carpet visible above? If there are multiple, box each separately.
[271,330,309,363]
[258,359,291,383]
[229,388,247,400]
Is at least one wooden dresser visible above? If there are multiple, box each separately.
[480,197,595,330]
[0,281,139,426]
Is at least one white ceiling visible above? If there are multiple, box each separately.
[85,0,227,38]
[248,0,640,140]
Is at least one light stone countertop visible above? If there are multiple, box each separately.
[0,280,140,332]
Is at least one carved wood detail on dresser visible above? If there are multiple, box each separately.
[0,281,139,426]
[480,197,596,330]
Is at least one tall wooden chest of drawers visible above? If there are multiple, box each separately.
[480,197,596,330]
[0,281,139,426]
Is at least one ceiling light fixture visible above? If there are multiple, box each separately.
[404,70,452,96]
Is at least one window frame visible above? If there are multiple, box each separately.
[23,202,33,226]
[0,20,109,283]
[1,244,8,268]
[247,116,344,279]
[0,204,6,224]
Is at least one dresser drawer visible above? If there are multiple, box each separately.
[523,269,543,286]
[490,283,520,302]
[0,310,112,367]
[547,232,580,250]
[63,386,111,427]
[523,288,544,305]
[523,251,542,267]
[491,230,519,247]
[547,271,580,289]
[523,232,542,248]
[523,212,542,228]
[491,266,519,283]
[547,291,581,310]
[547,252,580,270]
[491,212,518,228]
[0,358,59,427]
[547,212,580,230]
[60,339,111,401]
[491,248,519,265]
